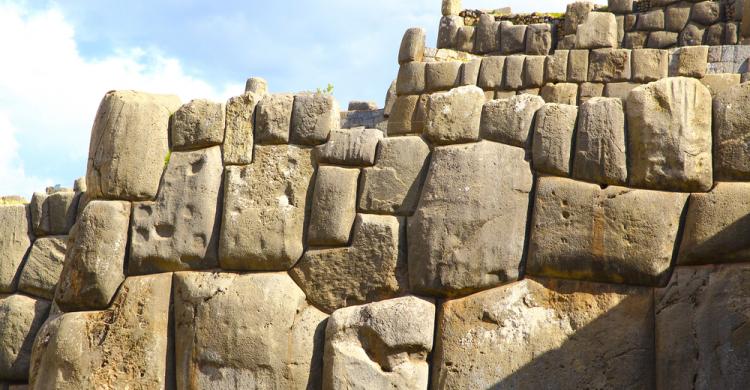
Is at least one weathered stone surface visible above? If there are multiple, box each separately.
[437,16,463,49]
[425,61,462,92]
[479,94,545,148]
[387,95,420,135]
[459,58,481,86]
[308,166,358,247]
[398,28,425,64]
[523,55,545,87]
[18,237,66,300]
[86,90,181,201]
[567,49,589,82]
[647,31,679,48]
[173,272,327,390]
[477,56,505,90]
[383,79,397,117]
[632,48,669,82]
[578,82,604,103]
[255,93,294,144]
[656,264,750,389]
[0,295,50,381]
[588,48,631,82]
[666,2,691,32]
[359,137,430,215]
[408,141,532,297]
[315,127,382,166]
[528,177,687,285]
[700,73,741,96]
[424,85,484,145]
[705,23,725,46]
[575,12,618,49]
[692,1,721,25]
[220,145,313,271]
[714,82,750,180]
[223,92,259,165]
[55,201,130,311]
[433,278,655,389]
[396,62,426,95]
[637,9,665,31]
[291,93,340,145]
[348,101,377,111]
[29,193,46,236]
[557,34,577,50]
[679,23,705,46]
[545,49,569,82]
[30,274,171,389]
[609,0,633,13]
[324,296,435,390]
[563,1,596,35]
[678,183,750,265]
[454,25,475,52]
[171,99,225,150]
[442,0,461,16]
[474,14,499,54]
[525,23,552,55]
[503,55,524,90]
[670,45,708,77]
[500,23,527,55]
[540,82,578,105]
[604,82,640,100]
[0,205,31,293]
[532,103,578,176]
[130,146,222,273]
[627,77,712,192]
[572,97,627,185]
[45,191,77,235]
[244,76,268,95]
[291,214,407,313]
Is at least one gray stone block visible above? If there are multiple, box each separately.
[572,97,627,185]
[171,99,225,151]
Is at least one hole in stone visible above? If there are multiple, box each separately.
[190,157,206,175]
[155,223,175,238]
[599,184,609,190]
[562,211,571,219]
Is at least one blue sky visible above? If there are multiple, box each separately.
[0,0,599,197]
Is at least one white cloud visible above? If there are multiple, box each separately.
[0,2,241,198]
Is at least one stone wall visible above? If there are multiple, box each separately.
[1,0,750,389]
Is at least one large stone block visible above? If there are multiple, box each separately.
[477,56,505,90]
[437,16,463,49]
[290,93,340,145]
[646,31,678,49]
[578,81,604,104]
[525,23,552,55]
[540,82,578,105]
[479,94,545,148]
[588,48,632,82]
[220,145,314,271]
[324,296,435,389]
[575,12,618,49]
[563,1,596,35]
[609,0,633,13]
[171,99,225,150]
[0,205,32,293]
[387,95,421,135]
[129,146,223,273]
[424,85,484,145]
[474,14,499,54]
[532,103,578,176]
[627,77,713,192]
[503,55,524,90]
[713,82,750,180]
[678,183,750,265]
[433,278,655,389]
[637,9,665,31]
[656,265,750,389]
[358,136,430,215]
[408,141,532,297]
[604,82,640,100]
[223,92,259,165]
[425,61,462,92]
[86,90,181,201]
[255,93,294,144]
[527,177,687,285]
[454,25,475,52]
[670,45,708,78]
[45,191,77,235]
[314,127,382,166]
[692,1,721,25]
[396,62,426,95]
[567,49,589,82]
[307,166,358,247]
[398,27,425,64]
[173,272,327,390]
[632,48,669,82]
[523,55,545,87]
[30,274,172,389]
[545,49,569,82]
[572,97,627,185]
[0,295,50,381]
[700,73,741,96]
[666,2,691,32]
[18,236,66,300]
[459,58,481,86]
[291,214,407,313]
[55,201,130,311]
[244,76,267,95]
[500,23,527,55]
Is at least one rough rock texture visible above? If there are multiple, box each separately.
[30,274,171,389]
[500,24,527,55]
[245,77,268,95]
[564,1,596,35]
[18,236,67,300]
[433,278,655,389]
[540,83,578,104]
[408,141,532,297]
[656,264,750,389]
[425,85,484,145]
[0,205,31,293]
[255,93,294,144]
[678,182,750,265]
[387,95,421,135]
[129,146,223,273]
[223,92,259,165]
[323,296,435,390]
[308,166,358,246]
[632,49,669,82]
[425,61,462,92]
[588,49,632,82]
[528,177,687,286]
[55,201,130,311]
[568,49,590,82]
[291,93,340,145]
[572,97,627,185]
[291,214,407,313]
[86,90,181,200]
[627,77,713,192]
[396,62,426,96]
[526,24,552,55]
[398,28,425,64]
[670,46,709,78]
[474,14,499,54]
[477,56,504,90]
[45,191,77,235]
[0,295,50,381]
[575,12,618,49]
[713,82,750,180]
[532,103,578,176]
[220,145,314,271]
[358,136,430,215]
[545,49,569,82]
[171,99,225,150]
[700,73,741,96]
[479,94,545,148]
[315,127,382,166]
[173,272,327,390]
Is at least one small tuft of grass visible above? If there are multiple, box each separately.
[164,150,172,167]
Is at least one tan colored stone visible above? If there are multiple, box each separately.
[223,92,259,165]
[171,99,225,150]
[532,103,578,176]
[477,56,505,90]
[0,205,31,293]
[396,62,426,95]
[244,77,267,95]
[398,28,425,64]
[669,45,708,78]
[567,49,589,82]
[575,12,618,49]
[290,93,340,145]
[424,85,484,145]
[572,97,627,185]
[632,48,669,82]
[540,83,578,105]
[255,93,294,144]
[479,94,545,148]
[315,127,382,166]
[308,166,358,246]
[714,82,750,180]
[545,49,569,82]
[588,48,632,82]
[0,295,50,381]
[700,73,741,96]
[18,237,66,300]
[425,61,462,92]
[578,82,604,104]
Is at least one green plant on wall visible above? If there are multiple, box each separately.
[164,150,172,168]
[316,83,334,95]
